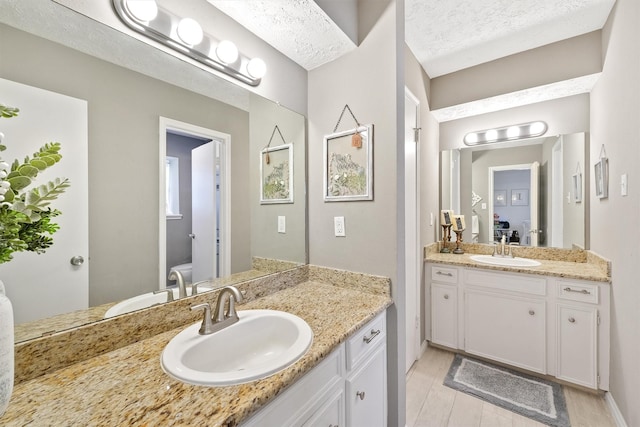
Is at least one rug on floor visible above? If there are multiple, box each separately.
[444,354,570,427]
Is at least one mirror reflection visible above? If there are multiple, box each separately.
[0,14,307,343]
[441,133,588,249]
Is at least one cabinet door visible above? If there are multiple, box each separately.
[465,290,546,373]
[431,283,458,349]
[346,346,386,427]
[302,388,344,427]
[556,304,598,388]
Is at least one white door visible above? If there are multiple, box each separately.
[191,142,217,282]
[530,161,540,246]
[0,78,88,324]
[404,88,420,373]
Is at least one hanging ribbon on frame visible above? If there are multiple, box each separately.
[263,125,286,164]
[333,104,364,148]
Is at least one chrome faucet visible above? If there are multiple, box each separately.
[153,288,175,303]
[492,234,514,258]
[168,270,187,299]
[191,286,244,335]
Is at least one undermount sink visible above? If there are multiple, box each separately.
[161,309,313,386]
[470,254,541,267]
[104,286,211,318]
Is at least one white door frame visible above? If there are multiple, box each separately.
[159,117,231,290]
[488,163,539,246]
[404,87,421,372]
[551,138,564,248]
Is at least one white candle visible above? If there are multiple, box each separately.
[452,215,466,231]
[440,210,453,226]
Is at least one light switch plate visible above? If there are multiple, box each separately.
[621,173,628,196]
[278,216,286,233]
[334,216,345,237]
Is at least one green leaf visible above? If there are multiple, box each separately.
[38,156,56,167]
[8,175,31,191]
[22,177,69,211]
[29,159,48,171]
[18,164,39,178]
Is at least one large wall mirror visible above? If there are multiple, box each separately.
[441,133,588,250]
[0,2,307,343]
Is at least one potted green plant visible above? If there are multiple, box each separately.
[0,103,69,416]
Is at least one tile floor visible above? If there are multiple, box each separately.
[406,345,617,427]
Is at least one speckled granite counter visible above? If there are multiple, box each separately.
[425,243,611,283]
[2,281,392,426]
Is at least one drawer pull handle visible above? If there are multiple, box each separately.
[356,391,366,400]
[528,310,535,316]
[444,294,449,300]
[363,329,381,344]
[568,317,576,323]
[563,287,591,295]
[436,271,453,277]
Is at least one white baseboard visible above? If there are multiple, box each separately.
[420,340,428,356]
[605,392,628,427]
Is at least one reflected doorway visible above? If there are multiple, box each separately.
[159,118,231,290]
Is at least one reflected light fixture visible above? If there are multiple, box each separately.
[463,121,548,146]
[113,0,267,86]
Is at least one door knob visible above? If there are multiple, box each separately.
[70,255,84,266]
[188,233,195,239]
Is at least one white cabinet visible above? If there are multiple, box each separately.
[431,283,458,349]
[346,346,386,427]
[465,290,546,373]
[242,312,387,427]
[425,263,610,390]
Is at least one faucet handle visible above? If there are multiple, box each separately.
[191,303,215,335]
[153,289,174,302]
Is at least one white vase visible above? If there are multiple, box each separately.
[0,279,14,417]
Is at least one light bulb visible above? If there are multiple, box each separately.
[529,121,547,135]
[485,129,498,141]
[124,0,158,22]
[216,40,239,64]
[176,18,203,46]
[506,126,521,139]
[246,58,267,79]
[464,133,478,145]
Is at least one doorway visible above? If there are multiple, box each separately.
[159,118,231,290]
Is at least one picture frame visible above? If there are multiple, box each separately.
[494,190,507,207]
[511,189,529,206]
[323,124,374,202]
[573,173,582,203]
[260,143,293,204]
[595,158,608,199]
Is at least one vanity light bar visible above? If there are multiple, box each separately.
[463,121,548,146]
[112,0,266,86]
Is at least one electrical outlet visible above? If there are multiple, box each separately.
[277,216,286,233]
[334,216,345,237]
[481,203,487,210]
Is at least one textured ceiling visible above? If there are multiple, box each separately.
[406,0,616,78]
[207,0,357,70]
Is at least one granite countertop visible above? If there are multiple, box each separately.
[425,246,611,283]
[2,281,392,426]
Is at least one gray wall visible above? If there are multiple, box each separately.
[561,133,587,249]
[250,94,307,264]
[0,24,251,306]
[307,1,405,424]
[590,0,640,424]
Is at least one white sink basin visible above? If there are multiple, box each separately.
[104,286,211,318]
[470,254,541,267]
[161,309,313,386]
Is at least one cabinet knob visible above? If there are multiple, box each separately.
[568,317,576,323]
[356,391,366,400]
[70,255,85,266]
[444,294,449,300]
[528,310,535,316]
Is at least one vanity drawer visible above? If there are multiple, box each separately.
[346,312,386,371]
[464,269,546,296]
[557,281,599,304]
[431,265,458,284]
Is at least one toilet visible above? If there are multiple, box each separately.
[169,263,193,284]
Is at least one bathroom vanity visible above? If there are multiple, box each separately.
[426,247,611,390]
[2,268,392,426]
